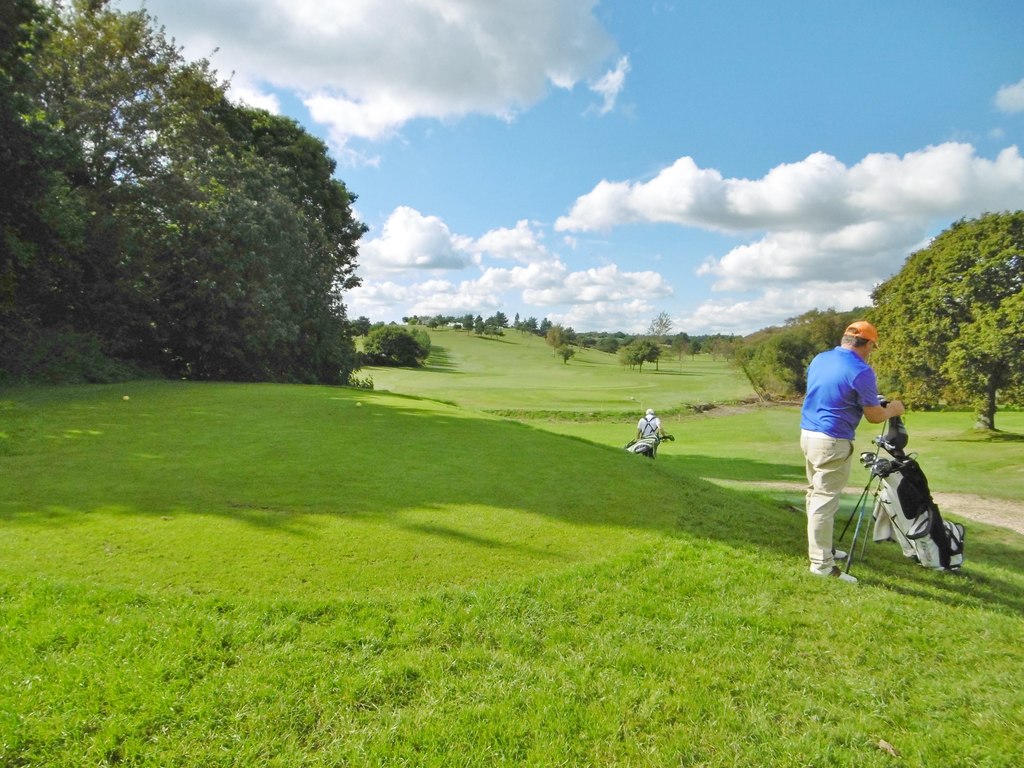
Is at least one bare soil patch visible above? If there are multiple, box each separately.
[720,480,1024,536]
[929,491,1024,536]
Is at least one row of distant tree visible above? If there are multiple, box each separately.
[395,312,740,357]
[1,0,366,385]
[356,310,741,374]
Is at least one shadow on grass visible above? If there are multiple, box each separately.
[748,486,1024,615]
[400,520,559,561]
[674,453,805,484]
[3,392,1021,614]
[422,346,462,374]
[471,335,515,344]
[848,537,1024,616]
[947,429,1024,443]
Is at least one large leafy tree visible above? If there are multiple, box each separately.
[4,0,367,384]
[34,0,232,361]
[153,109,366,382]
[619,338,661,372]
[735,330,817,400]
[0,0,82,345]
[1,0,49,301]
[222,107,364,297]
[871,211,1024,429]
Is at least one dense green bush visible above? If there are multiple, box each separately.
[0,324,149,384]
[734,308,865,399]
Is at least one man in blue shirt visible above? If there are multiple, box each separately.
[800,321,905,583]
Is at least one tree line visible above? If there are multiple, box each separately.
[1,0,366,385]
[399,312,739,357]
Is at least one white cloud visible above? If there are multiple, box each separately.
[472,220,552,264]
[996,78,1024,113]
[557,143,1024,235]
[696,220,924,292]
[844,143,1024,216]
[477,260,570,292]
[549,299,660,334]
[558,143,1024,294]
[359,207,476,273]
[406,283,505,318]
[523,264,671,305]
[680,282,875,336]
[228,77,282,114]
[353,134,1024,331]
[590,56,630,114]
[360,212,561,278]
[347,212,674,329]
[121,0,618,151]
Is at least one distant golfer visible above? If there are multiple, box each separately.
[636,408,664,440]
[800,321,905,583]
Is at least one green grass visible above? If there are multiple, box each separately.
[543,406,1024,502]
[1,367,1022,765]
[365,328,756,415]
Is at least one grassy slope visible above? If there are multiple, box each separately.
[1,342,1022,765]
[366,328,756,415]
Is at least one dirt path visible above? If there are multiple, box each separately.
[713,480,1024,536]
[928,491,1024,536]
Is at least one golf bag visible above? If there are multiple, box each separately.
[624,434,673,459]
[864,416,965,570]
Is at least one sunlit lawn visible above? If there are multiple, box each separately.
[1,370,1021,766]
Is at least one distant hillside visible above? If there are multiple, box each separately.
[363,327,756,416]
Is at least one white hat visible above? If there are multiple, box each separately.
[645,409,655,416]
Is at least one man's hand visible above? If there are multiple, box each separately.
[864,399,905,424]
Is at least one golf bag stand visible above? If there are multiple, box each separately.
[837,455,885,574]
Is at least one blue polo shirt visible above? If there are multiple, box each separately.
[800,346,881,440]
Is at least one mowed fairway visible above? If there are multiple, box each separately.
[2,341,1023,766]
[366,328,755,415]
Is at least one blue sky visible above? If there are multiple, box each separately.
[119,0,1024,334]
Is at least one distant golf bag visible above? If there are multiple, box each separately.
[857,415,965,570]
[624,434,673,459]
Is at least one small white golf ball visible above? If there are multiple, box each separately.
[356,402,362,407]
[122,395,130,401]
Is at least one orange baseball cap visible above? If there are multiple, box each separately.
[844,321,879,344]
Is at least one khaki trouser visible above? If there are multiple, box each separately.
[801,430,854,574]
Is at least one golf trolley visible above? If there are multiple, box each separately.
[839,411,965,575]
[624,433,674,459]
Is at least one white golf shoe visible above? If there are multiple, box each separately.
[810,566,857,584]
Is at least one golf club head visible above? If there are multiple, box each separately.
[870,458,893,478]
